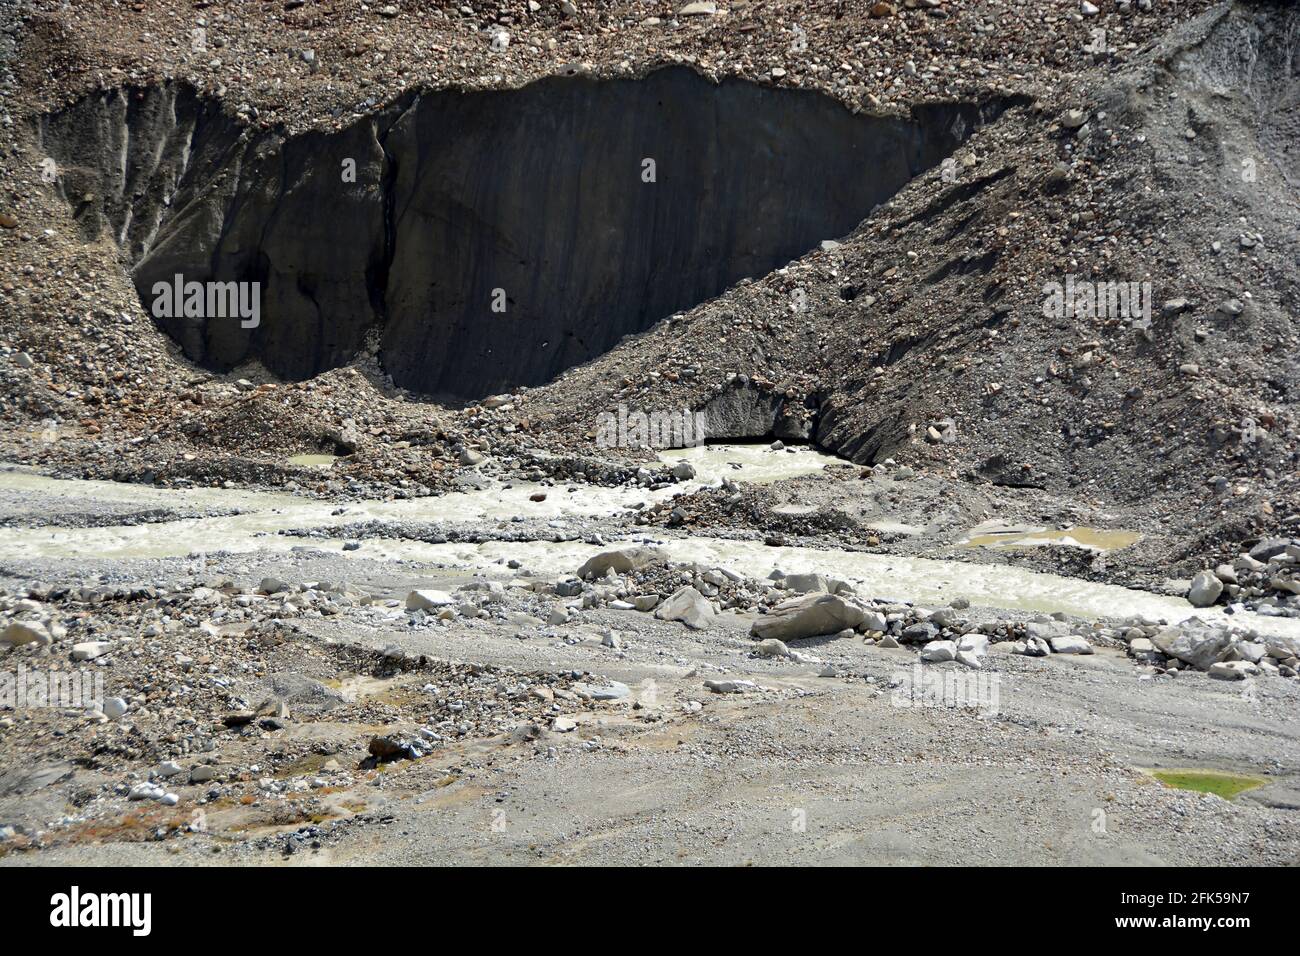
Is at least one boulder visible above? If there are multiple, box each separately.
[901,621,939,643]
[1235,642,1267,664]
[1025,620,1067,641]
[655,586,715,630]
[1049,635,1093,655]
[1186,570,1223,608]
[406,589,454,611]
[860,610,888,633]
[782,572,830,594]
[750,593,867,642]
[1127,637,1163,663]
[1209,661,1256,680]
[577,547,668,578]
[1249,538,1290,562]
[704,679,757,694]
[1151,623,1233,670]
[70,641,113,662]
[1023,636,1051,657]
[1264,635,1300,660]
[754,638,790,658]
[2,620,51,646]
[920,640,956,663]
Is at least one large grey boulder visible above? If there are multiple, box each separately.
[577,547,668,579]
[783,572,831,594]
[781,572,853,596]
[1151,623,1232,669]
[655,587,715,630]
[1025,620,1068,641]
[1049,635,1093,655]
[1249,538,1290,562]
[750,593,867,641]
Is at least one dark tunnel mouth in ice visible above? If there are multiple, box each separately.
[38,68,1019,401]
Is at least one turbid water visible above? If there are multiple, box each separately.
[2,450,1297,639]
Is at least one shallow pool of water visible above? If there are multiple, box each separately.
[287,454,339,468]
[961,522,1141,552]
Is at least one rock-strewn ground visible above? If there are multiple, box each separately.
[0,470,1298,865]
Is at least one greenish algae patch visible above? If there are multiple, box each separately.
[1145,769,1267,800]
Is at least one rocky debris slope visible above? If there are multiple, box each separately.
[1184,537,1300,617]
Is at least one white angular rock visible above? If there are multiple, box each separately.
[2,620,51,646]
[71,641,113,662]
[1236,642,1267,664]
[920,640,956,662]
[655,586,715,630]
[406,589,454,611]
[861,610,888,633]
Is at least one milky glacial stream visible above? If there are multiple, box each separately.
[2,448,1297,640]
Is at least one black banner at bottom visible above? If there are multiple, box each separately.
[0,866,1280,941]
